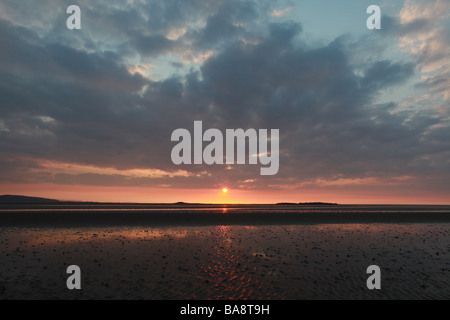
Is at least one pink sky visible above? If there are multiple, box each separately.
[0,183,448,204]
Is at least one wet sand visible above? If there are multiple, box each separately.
[1,223,449,299]
[1,204,449,227]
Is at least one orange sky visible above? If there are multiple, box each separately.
[0,183,448,205]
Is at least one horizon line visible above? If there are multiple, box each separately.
[1,194,449,206]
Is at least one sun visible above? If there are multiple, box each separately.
[222,188,228,193]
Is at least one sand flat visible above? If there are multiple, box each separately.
[1,204,450,227]
[1,223,449,299]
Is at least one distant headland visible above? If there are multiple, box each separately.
[0,195,60,203]
[0,195,339,206]
[276,202,339,206]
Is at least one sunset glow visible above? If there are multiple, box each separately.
[0,183,448,205]
[0,0,448,205]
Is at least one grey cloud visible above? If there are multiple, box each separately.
[193,0,259,48]
[381,15,432,37]
[134,34,177,58]
[0,1,448,194]
[361,60,415,92]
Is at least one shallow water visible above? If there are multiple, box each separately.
[1,204,449,227]
[1,204,450,213]
[1,223,449,299]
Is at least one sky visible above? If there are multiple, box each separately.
[0,0,449,204]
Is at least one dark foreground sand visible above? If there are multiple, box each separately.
[1,204,450,227]
[1,223,449,299]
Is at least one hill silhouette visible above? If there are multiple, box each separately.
[276,202,339,206]
[0,195,60,203]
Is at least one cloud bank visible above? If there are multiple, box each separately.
[0,0,448,201]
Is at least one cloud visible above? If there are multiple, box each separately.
[270,7,293,18]
[361,60,415,92]
[396,0,450,101]
[0,0,448,197]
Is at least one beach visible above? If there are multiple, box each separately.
[1,204,449,299]
[1,204,449,227]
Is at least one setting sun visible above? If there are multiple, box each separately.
[222,188,228,193]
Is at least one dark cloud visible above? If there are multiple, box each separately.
[0,0,448,195]
[133,34,177,58]
[381,15,432,37]
[361,60,415,92]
